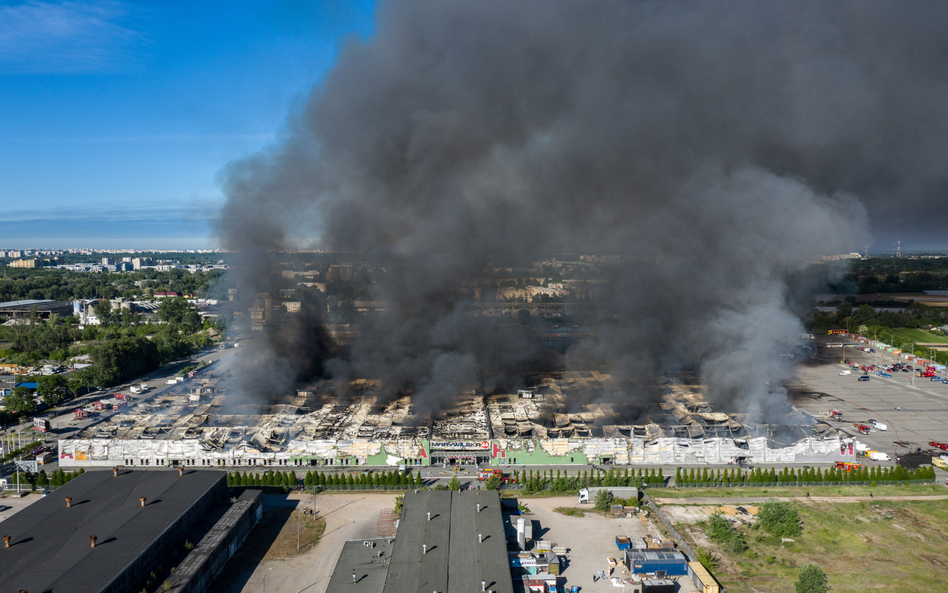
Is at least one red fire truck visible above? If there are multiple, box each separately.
[834,461,862,472]
[853,423,871,435]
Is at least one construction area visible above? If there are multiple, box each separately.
[57,364,858,469]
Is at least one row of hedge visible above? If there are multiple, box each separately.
[303,469,424,488]
[675,464,936,486]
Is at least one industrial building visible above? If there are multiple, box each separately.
[0,469,228,593]
[58,366,857,469]
[0,298,75,320]
[326,490,513,593]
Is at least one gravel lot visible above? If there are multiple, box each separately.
[521,496,698,593]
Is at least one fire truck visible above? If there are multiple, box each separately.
[93,400,113,411]
[32,417,52,432]
[853,423,871,435]
[829,410,843,420]
[477,469,513,483]
[74,408,89,419]
[834,461,862,472]
[929,441,948,451]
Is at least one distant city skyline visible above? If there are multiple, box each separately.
[0,1,375,249]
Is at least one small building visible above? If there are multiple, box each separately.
[688,561,721,593]
[624,550,688,576]
[641,578,676,593]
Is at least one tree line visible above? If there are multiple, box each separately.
[0,267,227,302]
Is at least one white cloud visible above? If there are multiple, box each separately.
[0,1,145,73]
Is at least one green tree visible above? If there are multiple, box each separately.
[158,297,191,325]
[447,475,461,491]
[93,299,114,325]
[593,488,614,512]
[795,564,828,593]
[5,386,36,415]
[37,374,71,407]
[484,475,502,490]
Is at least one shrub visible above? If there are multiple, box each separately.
[594,489,615,512]
[795,563,828,593]
[758,499,802,538]
[695,546,718,572]
[705,512,748,553]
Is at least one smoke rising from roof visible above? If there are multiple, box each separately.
[217,1,948,418]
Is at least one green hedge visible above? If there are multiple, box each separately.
[673,464,936,487]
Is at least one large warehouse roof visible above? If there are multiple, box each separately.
[0,469,226,593]
[384,490,513,593]
[327,491,513,593]
[0,299,74,317]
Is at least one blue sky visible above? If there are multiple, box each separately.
[0,0,375,249]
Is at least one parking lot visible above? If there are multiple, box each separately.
[792,340,948,462]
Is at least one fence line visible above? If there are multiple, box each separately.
[641,491,695,561]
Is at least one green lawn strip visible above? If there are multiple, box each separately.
[650,484,943,499]
[686,500,948,593]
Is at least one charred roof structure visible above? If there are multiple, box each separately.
[59,367,857,469]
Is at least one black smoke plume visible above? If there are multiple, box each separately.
[217,1,948,418]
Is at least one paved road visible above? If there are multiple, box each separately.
[651,494,948,504]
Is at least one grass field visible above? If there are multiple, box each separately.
[650,484,944,499]
[684,500,948,593]
[885,327,948,345]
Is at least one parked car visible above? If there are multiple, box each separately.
[858,375,870,381]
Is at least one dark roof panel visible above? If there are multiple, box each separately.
[0,469,226,593]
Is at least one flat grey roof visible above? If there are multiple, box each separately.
[327,538,395,593]
[383,490,513,593]
[0,299,55,308]
[0,469,226,593]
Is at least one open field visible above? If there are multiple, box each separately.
[671,500,948,593]
[650,484,945,499]
[885,327,948,344]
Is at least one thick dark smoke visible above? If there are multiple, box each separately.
[217,1,948,419]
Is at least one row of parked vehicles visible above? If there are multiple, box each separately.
[841,361,948,383]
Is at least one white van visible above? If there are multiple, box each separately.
[839,370,851,376]
[869,451,891,462]
[869,420,887,431]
